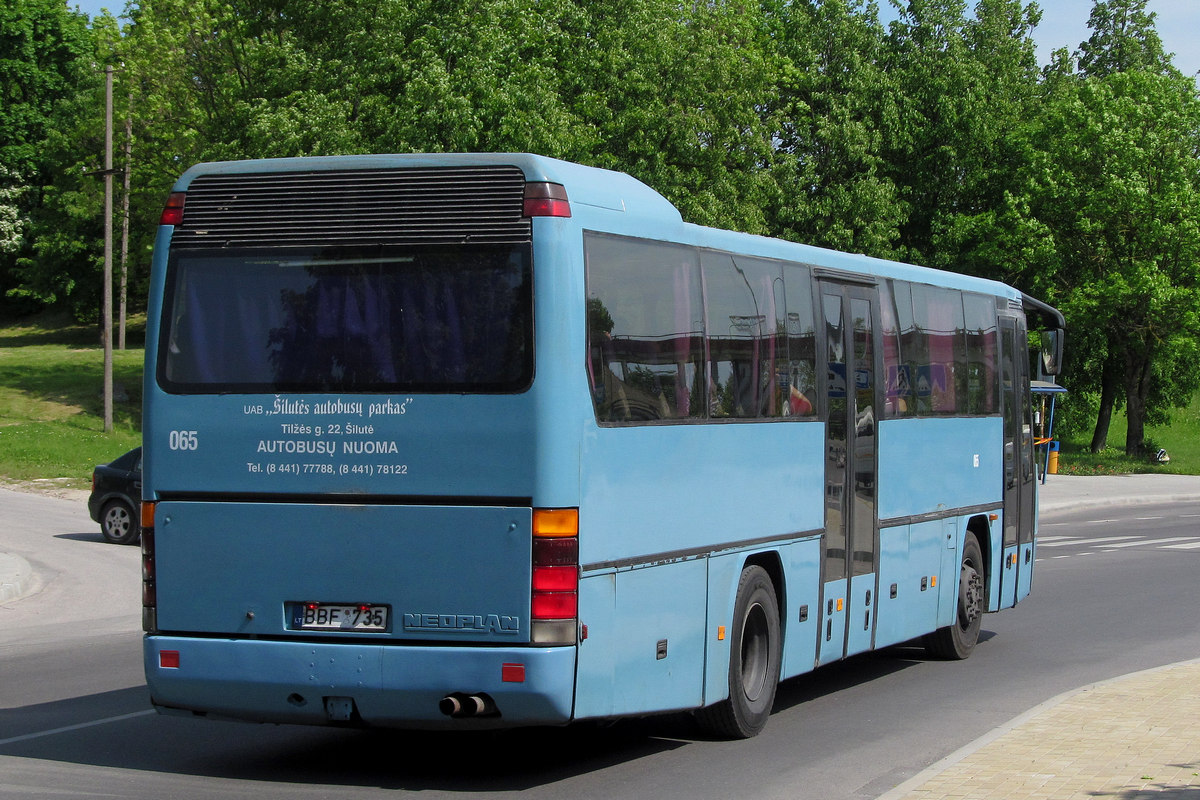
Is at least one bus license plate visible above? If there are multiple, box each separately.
[293,603,388,632]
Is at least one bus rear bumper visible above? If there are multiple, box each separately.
[144,636,576,728]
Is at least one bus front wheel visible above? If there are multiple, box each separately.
[696,565,781,739]
[925,532,985,659]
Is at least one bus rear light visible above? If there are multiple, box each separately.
[141,521,157,632]
[532,592,577,619]
[532,565,578,592]
[160,650,180,669]
[523,182,571,218]
[533,508,578,537]
[501,663,525,683]
[533,536,577,566]
[160,192,186,226]
[532,508,579,645]
[530,619,576,645]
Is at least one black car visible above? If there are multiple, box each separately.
[88,447,142,544]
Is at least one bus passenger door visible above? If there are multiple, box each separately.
[999,315,1035,608]
[818,282,880,665]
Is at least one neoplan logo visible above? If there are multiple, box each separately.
[402,613,521,634]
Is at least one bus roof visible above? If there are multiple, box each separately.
[172,152,1026,305]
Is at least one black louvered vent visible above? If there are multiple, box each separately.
[172,165,530,248]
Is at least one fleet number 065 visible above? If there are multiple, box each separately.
[169,430,199,450]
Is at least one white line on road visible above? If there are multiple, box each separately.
[1038,536,1142,547]
[0,710,155,747]
[1099,537,1200,549]
[1161,541,1200,550]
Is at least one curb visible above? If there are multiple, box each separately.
[0,552,34,604]
[875,656,1200,800]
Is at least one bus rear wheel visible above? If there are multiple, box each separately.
[925,532,984,660]
[696,565,781,738]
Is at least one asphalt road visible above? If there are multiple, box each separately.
[3,489,1200,800]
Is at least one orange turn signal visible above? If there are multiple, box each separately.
[533,508,578,538]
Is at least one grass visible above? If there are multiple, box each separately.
[0,312,144,490]
[1052,390,1200,476]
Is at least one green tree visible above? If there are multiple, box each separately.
[1030,0,1200,455]
[565,0,779,233]
[1026,67,1200,455]
[882,0,1042,276]
[0,0,96,312]
[1077,0,1173,78]
[767,0,902,256]
[121,0,592,161]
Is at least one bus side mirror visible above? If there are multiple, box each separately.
[1040,329,1064,377]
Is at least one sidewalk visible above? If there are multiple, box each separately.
[1038,472,1200,515]
[879,660,1200,800]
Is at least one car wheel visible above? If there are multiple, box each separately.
[100,499,140,545]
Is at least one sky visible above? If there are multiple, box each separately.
[69,0,1200,78]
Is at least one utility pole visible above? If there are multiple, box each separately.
[103,64,114,432]
[86,65,121,431]
[119,96,132,351]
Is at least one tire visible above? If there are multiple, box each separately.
[696,565,781,738]
[924,532,985,659]
[100,499,140,545]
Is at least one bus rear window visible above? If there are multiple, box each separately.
[159,245,532,393]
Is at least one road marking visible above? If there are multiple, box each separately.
[1038,535,1075,541]
[1037,536,1141,547]
[0,710,155,747]
[1072,535,1144,544]
[1100,537,1200,549]
[1161,541,1200,550]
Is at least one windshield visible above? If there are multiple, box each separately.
[159,244,532,393]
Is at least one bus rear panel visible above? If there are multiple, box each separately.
[143,157,580,727]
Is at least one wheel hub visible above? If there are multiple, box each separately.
[959,564,982,626]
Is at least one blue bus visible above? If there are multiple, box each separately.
[141,153,1063,738]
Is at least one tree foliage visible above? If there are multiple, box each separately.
[3,0,1199,449]
[0,0,96,310]
[1018,0,1200,454]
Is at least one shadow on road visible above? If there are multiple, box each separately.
[0,642,973,792]
[53,532,109,544]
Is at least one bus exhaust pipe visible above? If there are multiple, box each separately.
[439,693,496,718]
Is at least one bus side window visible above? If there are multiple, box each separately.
[585,234,703,423]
